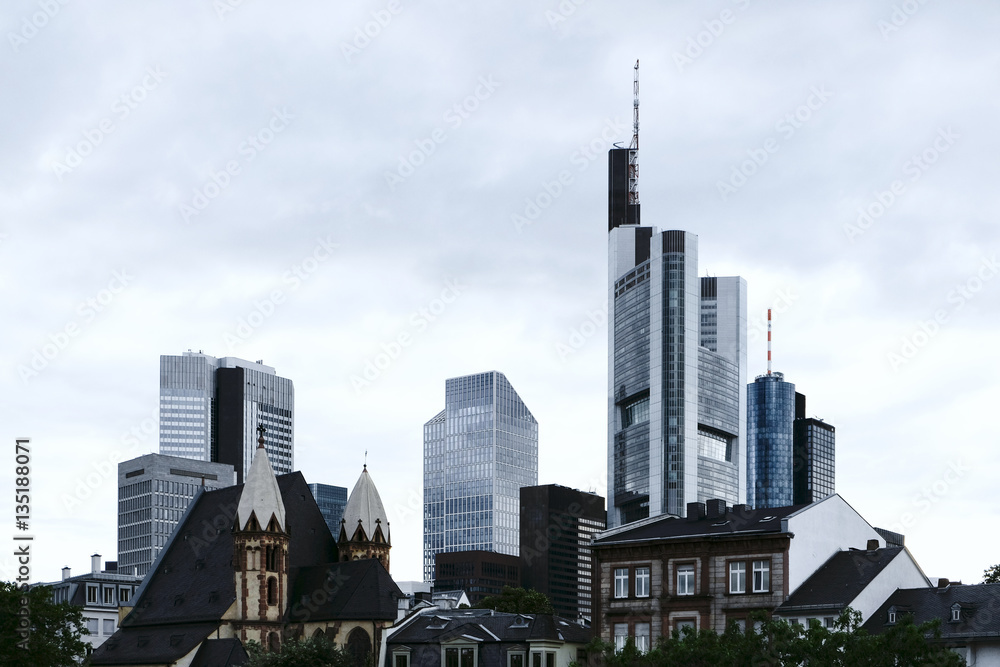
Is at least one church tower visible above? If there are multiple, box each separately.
[233,426,289,652]
[338,465,391,572]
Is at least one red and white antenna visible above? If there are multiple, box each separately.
[628,60,639,205]
[767,308,772,376]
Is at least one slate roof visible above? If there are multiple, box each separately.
[862,583,1000,640]
[86,622,219,665]
[190,638,249,666]
[592,502,808,545]
[288,558,402,623]
[390,610,592,646]
[776,547,907,614]
[91,471,338,665]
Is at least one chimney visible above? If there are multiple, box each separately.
[866,539,879,551]
[91,554,101,574]
[938,578,950,588]
[705,499,727,519]
[62,567,71,581]
[686,502,706,521]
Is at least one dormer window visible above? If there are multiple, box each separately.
[888,610,896,624]
[950,604,962,622]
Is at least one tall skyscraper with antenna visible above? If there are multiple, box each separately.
[607,63,747,528]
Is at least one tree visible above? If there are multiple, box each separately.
[0,581,90,667]
[244,635,355,667]
[473,586,554,614]
[983,564,1000,583]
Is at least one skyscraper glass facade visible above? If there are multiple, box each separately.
[423,371,538,582]
[308,483,348,538]
[793,418,836,504]
[160,354,217,461]
[746,373,796,508]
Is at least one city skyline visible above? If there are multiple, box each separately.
[2,2,998,587]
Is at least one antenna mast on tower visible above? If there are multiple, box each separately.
[628,60,640,206]
[767,308,772,376]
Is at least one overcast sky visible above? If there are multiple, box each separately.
[2,1,997,586]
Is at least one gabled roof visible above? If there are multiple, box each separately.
[190,638,249,667]
[389,610,592,646]
[593,502,807,546]
[776,547,905,613]
[341,466,389,542]
[85,622,218,665]
[862,583,1000,640]
[236,441,286,532]
[287,558,402,622]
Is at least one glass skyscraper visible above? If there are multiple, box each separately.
[308,483,348,537]
[423,371,538,582]
[793,393,836,504]
[746,372,796,508]
[159,351,293,483]
[608,211,747,528]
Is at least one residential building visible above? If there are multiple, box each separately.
[863,583,1000,665]
[792,393,836,504]
[433,550,521,606]
[423,371,538,582]
[159,350,294,482]
[308,482,348,538]
[91,437,402,667]
[117,453,236,577]
[384,608,593,667]
[773,545,930,626]
[746,373,796,508]
[591,494,889,644]
[338,465,391,572]
[35,555,143,653]
[520,485,606,622]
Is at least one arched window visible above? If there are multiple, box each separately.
[267,577,278,605]
[266,546,276,571]
[347,627,371,666]
[268,631,280,652]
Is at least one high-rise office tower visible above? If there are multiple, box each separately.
[793,393,836,504]
[117,453,236,576]
[606,66,746,528]
[423,371,538,582]
[746,372,796,508]
[519,485,606,622]
[159,351,294,483]
[308,483,348,538]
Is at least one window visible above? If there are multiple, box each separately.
[614,568,628,598]
[635,567,650,598]
[119,588,131,603]
[394,652,410,667]
[267,577,278,605]
[729,562,746,594]
[887,611,896,624]
[103,619,115,635]
[445,647,476,667]
[87,586,98,603]
[613,623,628,652]
[266,546,277,571]
[951,605,961,622]
[103,587,115,604]
[635,622,650,653]
[531,653,541,667]
[752,560,770,593]
[86,618,98,635]
[545,653,555,667]
[508,652,524,667]
[621,395,649,428]
[676,563,695,596]
[675,618,696,635]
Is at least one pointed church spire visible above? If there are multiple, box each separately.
[236,424,286,532]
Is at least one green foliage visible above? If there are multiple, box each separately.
[0,581,90,667]
[472,586,554,614]
[586,609,965,667]
[244,635,356,667]
[983,564,1000,584]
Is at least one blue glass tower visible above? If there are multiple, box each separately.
[307,483,348,538]
[746,372,796,508]
[422,371,538,582]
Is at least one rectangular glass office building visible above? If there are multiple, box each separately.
[423,371,538,582]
